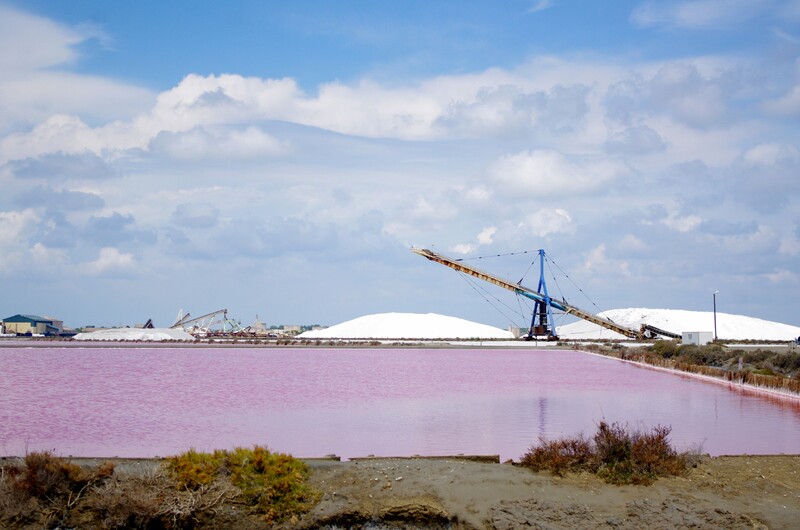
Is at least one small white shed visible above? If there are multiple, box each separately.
[682,331,713,345]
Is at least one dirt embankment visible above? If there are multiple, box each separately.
[297,455,800,529]
[5,454,796,529]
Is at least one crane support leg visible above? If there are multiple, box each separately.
[526,249,558,340]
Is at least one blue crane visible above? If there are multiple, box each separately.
[411,247,679,340]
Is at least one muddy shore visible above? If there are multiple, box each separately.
[4,454,797,529]
[299,455,800,529]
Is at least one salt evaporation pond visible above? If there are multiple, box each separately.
[1,346,799,459]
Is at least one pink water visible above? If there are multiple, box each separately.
[1,346,799,459]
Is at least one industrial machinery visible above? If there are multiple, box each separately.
[411,247,679,341]
[171,308,243,337]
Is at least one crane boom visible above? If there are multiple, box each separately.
[170,309,229,329]
[411,247,644,339]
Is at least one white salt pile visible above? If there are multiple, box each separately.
[557,308,800,341]
[73,328,195,341]
[297,312,514,340]
[301,308,799,341]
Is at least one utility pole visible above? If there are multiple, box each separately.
[713,291,719,341]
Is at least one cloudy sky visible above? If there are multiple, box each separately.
[1,0,799,330]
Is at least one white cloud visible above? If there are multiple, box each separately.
[0,114,144,165]
[647,62,729,128]
[581,243,631,276]
[303,80,442,139]
[0,209,39,273]
[435,84,590,136]
[0,5,83,73]
[83,247,135,276]
[146,74,301,131]
[662,211,702,232]
[409,197,458,221]
[743,143,800,165]
[1,73,154,131]
[779,236,800,255]
[172,202,220,228]
[619,234,647,251]
[462,186,492,204]
[763,84,800,116]
[641,116,747,165]
[528,0,555,14]
[582,244,608,272]
[518,208,575,237]
[605,58,748,133]
[0,49,767,172]
[30,243,68,270]
[0,209,37,245]
[451,243,477,255]
[605,124,667,154]
[151,126,288,160]
[631,0,767,29]
[477,226,497,245]
[489,149,627,195]
[0,210,72,275]
[0,58,623,163]
[701,224,778,254]
[0,6,153,132]
[451,226,498,255]
[765,268,799,283]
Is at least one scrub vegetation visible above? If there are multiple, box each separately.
[0,451,115,528]
[166,446,319,524]
[519,421,691,485]
[648,342,800,378]
[0,447,318,529]
[583,342,800,395]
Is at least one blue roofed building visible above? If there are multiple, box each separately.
[1,314,62,336]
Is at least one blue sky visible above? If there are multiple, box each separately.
[1,0,799,330]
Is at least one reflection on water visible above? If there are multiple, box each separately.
[1,347,798,459]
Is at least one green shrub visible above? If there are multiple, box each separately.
[166,446,318,524]
[650,340,679,358]
[741,349,771,364]
[752,367,776,376]
[165,448,223,490]
[769,353,800,372]
[678,344,728,366]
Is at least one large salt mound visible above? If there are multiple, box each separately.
[73,328,195,341]
[298,312,514,340]
[557,308,800,341]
